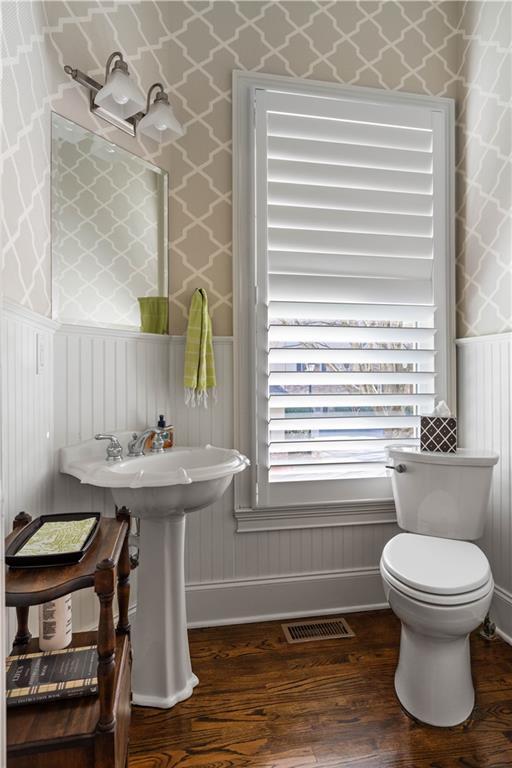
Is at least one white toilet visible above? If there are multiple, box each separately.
[381,446,499,727]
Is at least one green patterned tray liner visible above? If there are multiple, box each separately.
[15,518,97,557]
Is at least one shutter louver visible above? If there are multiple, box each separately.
[254,89,446,486]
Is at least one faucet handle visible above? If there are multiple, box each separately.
[95,433,123,462]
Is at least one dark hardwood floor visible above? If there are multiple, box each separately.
[129,610,512,768]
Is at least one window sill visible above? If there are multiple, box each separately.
[234,499,397,533]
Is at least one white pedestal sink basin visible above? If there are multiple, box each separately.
[60,432,249,708]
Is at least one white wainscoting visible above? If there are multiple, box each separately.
[169,336,393,624]
[1,300,57,640]
[53,323,172,518]
[2,310,395,632]
[457,333,512,641]
[52,323,172,631]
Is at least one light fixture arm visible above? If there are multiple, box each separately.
[145,82,168,113]
[105,51,126,79]
[63,65,102,95]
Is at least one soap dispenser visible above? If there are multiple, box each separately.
[145,415,174,451]
[157,414,174,449]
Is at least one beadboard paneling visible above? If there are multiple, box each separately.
[2,318,394,631]
[53,325,171,517]
[52,325,172,631]
[1,301,56,640]
[169,337,238,585]
[1,304,55,528]
[167,337,396,593]
[457,333,512,637]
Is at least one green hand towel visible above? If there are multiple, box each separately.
[138,297,168,334]
[184,288,216,407]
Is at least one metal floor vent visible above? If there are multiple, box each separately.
[282,617,355,644]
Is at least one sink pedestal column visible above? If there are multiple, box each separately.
[132,511,198,708]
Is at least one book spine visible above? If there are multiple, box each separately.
[7,685,98,707]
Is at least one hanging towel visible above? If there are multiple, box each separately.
[138,297,168,334]
[184,288,216,407]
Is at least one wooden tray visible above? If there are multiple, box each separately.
[5,513,101,568]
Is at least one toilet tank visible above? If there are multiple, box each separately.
[386,447,499,540]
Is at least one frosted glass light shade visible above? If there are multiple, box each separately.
[138,100,184,142]
[94,68,146,119]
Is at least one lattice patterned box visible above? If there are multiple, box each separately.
[420,416,457,453]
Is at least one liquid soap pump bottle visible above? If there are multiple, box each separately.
[157,415,174,449]
[145,415,174,451]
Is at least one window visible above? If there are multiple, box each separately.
[234,74,454,512]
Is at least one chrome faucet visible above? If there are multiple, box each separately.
[127,427,169,457]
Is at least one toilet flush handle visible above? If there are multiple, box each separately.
[385,463,406,473]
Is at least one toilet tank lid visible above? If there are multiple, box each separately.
[387,446,499,467]
[381,533,491,596]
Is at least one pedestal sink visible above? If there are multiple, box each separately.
[60,432,249,708]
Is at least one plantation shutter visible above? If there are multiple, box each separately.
[253,88,451,507]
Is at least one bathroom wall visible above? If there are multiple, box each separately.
[2,2,511,631]
[1,0,466,628]
[456,1,511,338]
[455,1,512,640]
[2,0,464,335]
[0,301,57,640]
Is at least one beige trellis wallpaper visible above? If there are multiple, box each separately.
[456,1,511,337]
[1,1,510,336]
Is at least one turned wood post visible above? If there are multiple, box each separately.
[115,506,131,636]
[12,512,33,649]
[94,557,116,732]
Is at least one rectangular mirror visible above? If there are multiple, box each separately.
[51,113,168,330]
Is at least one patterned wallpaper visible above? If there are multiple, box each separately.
[1,1,510,336]
[456,1,511,336]
[52,116,167,327]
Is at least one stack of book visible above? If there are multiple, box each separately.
[6,645,98,706]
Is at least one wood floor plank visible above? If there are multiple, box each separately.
[129,610,512,768]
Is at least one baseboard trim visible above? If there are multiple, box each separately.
[496,627,512,646]
[98,569,388,631]
[185,567,387,628]
[492,585,512,645]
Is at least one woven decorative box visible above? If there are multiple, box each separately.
[420,416,457,453]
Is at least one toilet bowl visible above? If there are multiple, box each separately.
[380,533,493,727]
[383,446,498,727]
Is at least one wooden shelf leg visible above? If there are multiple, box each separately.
[94,557,116,733]
[12,512,33,649]
[13,607,32,649]
[115,506,131,636]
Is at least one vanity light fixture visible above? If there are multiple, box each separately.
[63,52,183,142]
[137,83,184,142]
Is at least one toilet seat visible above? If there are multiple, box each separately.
[381,533,493,607]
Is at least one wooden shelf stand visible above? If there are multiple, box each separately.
[5,508,132,768]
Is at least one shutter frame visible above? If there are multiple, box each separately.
[233,73,455,513]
